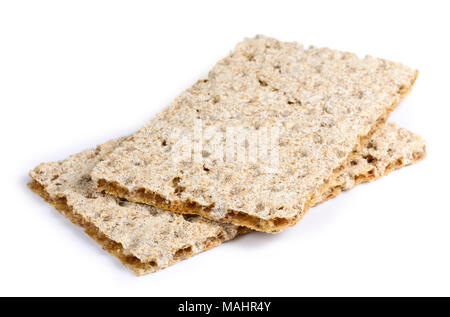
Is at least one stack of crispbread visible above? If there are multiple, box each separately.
[29,36,425,275]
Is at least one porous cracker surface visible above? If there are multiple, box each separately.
[319,122,425,202]
[92,36,418,231]
[92,36,417,232]
[29,139,242,275]
[29,123,425,274]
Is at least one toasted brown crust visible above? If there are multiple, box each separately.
[30,179,249,275]
[28,181,158,275]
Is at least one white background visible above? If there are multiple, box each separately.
[0,0,449,296]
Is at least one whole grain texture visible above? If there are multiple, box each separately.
[93,36,417,232]
[29,123,425,274]
[29,139,246,275]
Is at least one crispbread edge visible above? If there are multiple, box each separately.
[28,180,248,276]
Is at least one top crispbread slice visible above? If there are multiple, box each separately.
[92,35,418,232]
[29,123,425,275]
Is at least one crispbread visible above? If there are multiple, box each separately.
[92,35,418,232]
[319,122,426,203]
[29,123,425,275]
[29,139,246,276]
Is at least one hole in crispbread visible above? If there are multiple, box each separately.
[287,98,302,107]
[116,197,128,207]
[182,214,197,222]
[363,154,377,164]
[258,79,268,87]
[171,177,185,196]
[174,246,193,260]
[171,177,181,186]
[367,141,377,150]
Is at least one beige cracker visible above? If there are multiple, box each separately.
[29,123,425,275]
[92,36,418,232]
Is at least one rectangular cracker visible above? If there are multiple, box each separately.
[29,139,248,276]
[29,123,425,275]
[92,35,418,232]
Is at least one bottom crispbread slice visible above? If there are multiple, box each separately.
[28,122,425,275]
[319,122,426,203]
[29,139,248,276]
